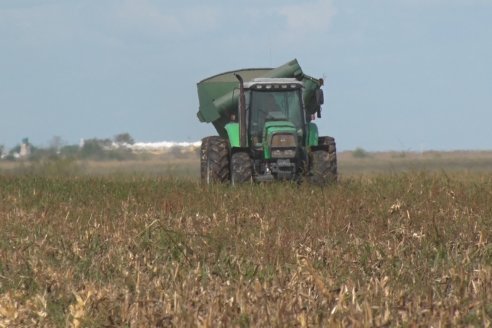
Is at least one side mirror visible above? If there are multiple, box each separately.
[315,89,324,106]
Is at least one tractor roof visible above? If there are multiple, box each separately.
[244,78,303,89]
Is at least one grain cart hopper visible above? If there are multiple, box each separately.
[197,59,337,184]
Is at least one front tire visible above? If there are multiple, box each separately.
[310,138,337,186]
[230,152,252,185]
[200,136,230,184]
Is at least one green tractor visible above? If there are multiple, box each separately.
[197,59,337,185]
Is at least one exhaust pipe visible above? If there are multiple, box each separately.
[234,73,247,147]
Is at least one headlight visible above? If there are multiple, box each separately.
[271,148,296,158]
[270,134,296,148]
[270,133,297,158]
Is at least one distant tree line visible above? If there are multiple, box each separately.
[0,133,137,161]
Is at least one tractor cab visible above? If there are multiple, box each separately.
[244,78,305,148]
[239,78,307,180]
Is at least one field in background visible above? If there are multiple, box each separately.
[339,151,492,175]
[1,151,491,326]
[1,150,492,177]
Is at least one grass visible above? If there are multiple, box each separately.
[2,150,492,178]
[339,150,492,175]
[1,171,491,326]
[0,158,198,178]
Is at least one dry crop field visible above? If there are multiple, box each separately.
[1,158,492,326]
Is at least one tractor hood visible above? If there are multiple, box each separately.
[262,121,298,159]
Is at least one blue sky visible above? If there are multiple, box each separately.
[1,0,491,151]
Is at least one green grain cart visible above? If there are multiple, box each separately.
[197,59,337,185]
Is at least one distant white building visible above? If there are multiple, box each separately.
[19,138,31,158]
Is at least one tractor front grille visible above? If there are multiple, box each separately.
[270,133,297,159]
[270,134,296,148]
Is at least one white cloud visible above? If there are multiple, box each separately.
[116,0,181,33]
[114,0,220,39]
[379,0,492,5]
[0,2,76,46]
[213,0,338,57]
[278,0,336,32]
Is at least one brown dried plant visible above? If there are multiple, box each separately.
[0,172,491,327]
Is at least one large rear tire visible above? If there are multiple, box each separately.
[200,136,230,184]
[230,152,253,185]
[310,137,337,185]
[326,137,338,179]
